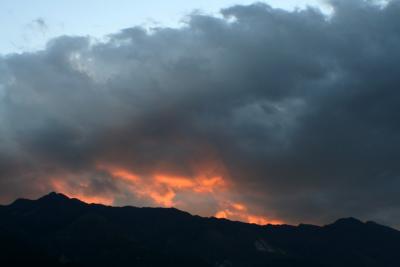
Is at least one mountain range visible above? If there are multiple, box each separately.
[0,192,399,267]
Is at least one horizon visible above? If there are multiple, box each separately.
[6,191,394,230]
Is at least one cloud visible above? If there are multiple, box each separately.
[1,0,400,226]
[31,18,48,32]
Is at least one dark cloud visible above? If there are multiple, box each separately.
[1,0,400,227]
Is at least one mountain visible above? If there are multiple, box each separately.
[0,192,399,267]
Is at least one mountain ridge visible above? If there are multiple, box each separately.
[1,192,399,267]
[8,192,385,228]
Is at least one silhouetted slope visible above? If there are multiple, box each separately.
[0,192,399,267]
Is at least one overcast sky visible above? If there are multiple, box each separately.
[1,0,399,228]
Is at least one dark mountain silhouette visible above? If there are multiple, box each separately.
[0,192,399,267]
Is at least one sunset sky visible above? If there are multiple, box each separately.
[0,0,399,227]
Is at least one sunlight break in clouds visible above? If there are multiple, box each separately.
[48,163,281,225]
[94,164,280,225]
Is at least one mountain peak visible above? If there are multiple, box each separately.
[334,217,363,224]
[38,192,71,202]
[329,217,364,228]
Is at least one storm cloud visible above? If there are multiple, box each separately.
[1,0,400,226]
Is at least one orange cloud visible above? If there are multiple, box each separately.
[247,215,282,225]
[97,164,229,208]
[155,174,227,193]
[49,163,282,225]
[149,189,176,207]
[110,170,140,182]
[232,203,247,211]
[51,179,114,205]
[193,176,226,193]
[155,175,196,189]
[215,202,282,225]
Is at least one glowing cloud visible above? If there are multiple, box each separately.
[97,164,228,208]
[215,202,282,225]
[51,179,114,205]
[47,164,281,225]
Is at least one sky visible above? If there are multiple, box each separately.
[0,0,329,55]
[1,0,400,227]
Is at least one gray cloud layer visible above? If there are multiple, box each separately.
[1,0,400,226]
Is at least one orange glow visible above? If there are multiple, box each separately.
[194,176,226,193]
[73,194,114,205]
[110,170,140,182]
[155,175,196,189]
[214,202,282,225]
[215,210,229,219]
[232,203,247,211]
[97,164,229,208]
[149,189,176,207]
[97,164,139,182]
[51,179,114,205]
[155,174,227,193]
[247,215,282,225]
[49,162,284,225]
